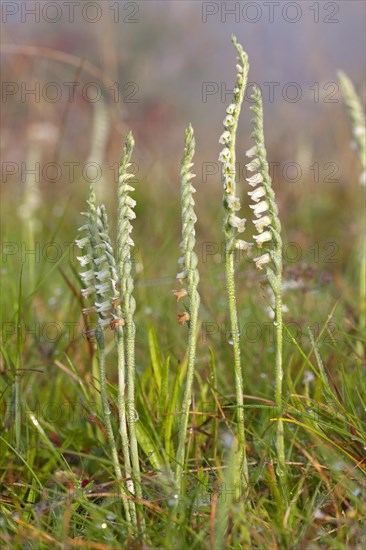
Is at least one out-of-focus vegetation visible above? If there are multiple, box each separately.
[1,2,365,548]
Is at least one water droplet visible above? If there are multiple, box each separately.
[221,431,235,448]
[303,370,315,383]
[228,339,234,346]
[167,494,179,507]
[274,321,279,327]
[30,414,39,427]
[313,508,325,520]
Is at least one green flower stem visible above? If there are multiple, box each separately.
[175,125,200,497]
[274,284,285,474]
[14,368,21,451]
[174,298,199,493]
[219,36,250,490]
[97,204,137,525]
[125,310,142,504]
[338,71,366,180]
[116,325,137,525]
[359,252,366,358]
[95,327,131,522]
[117,132,143,524]
[225,250,249,485]
[247,86,286,480]
[338,71,366,358]
[77,185,135,525]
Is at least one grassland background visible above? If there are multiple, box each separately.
[1,1,365,548]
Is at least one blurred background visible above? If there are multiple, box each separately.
[1,0,365,366]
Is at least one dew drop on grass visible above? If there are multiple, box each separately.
[168,494,179,507]
[221,431,235,448]
[228,339,234,346]
[30,414,39,427]
[274,321,279,327]
[313,509,325,520]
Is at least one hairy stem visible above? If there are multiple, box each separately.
[175,281,199,494]
[274,286,285,476]
[96,328,131,522]
[125,313,143,506]
[225,250,249,488]
[116,326,137,525]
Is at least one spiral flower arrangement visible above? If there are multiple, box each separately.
[246,85,286,479]
[96,203,137,525]
[173,124,200,498]
[116,132,143,521]
[75,183,132,522]
[338,71,366,186]
[75,135,142,526]
[74,35,294,526]
[218,35,251,490]
[338,71,366,360]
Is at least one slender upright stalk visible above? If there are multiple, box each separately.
[76,184,131,523]
[117,133,143,511]
[218,36,251,490]
[96,205,137,525]
[337,72,366,185]
[338,71,366,358]
[174,125,200,495]
[95,327,126,496]
[274,290,285,471]
[225,251,248,482]
[245,86,286,478]
[116,325,136,519]
[125,309,141,501]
